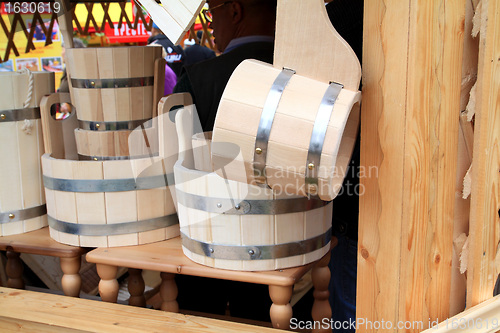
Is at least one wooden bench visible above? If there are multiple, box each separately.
[86,236,337,331]
[0,286,281,332]
[0,227,88,296]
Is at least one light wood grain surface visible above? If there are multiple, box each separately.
[358,0,467,330]
[0,227,87,258]
[466,0,500,309]
[87,236,337,287]
[0,287,281,332]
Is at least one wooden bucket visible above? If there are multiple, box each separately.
[211,0,362,202]
[174,107,332,271]
[211,60,361,201]
[65,46,164,160]
[0,71,54,236]
[65,46,164,124]
[39,93,183,247]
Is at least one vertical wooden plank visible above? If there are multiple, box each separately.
[358,0,466,331]
[357,1,409,330]
[113,47,131,122]
[274,191,303,270]
[68,48,101,122]
[449,0,479,316]
[74,160,107,247]
[17,119,44,233]
[0,123,22,212]
[104,160,138,247]
[97,48,116,123]
[402,0,465,326]
[467,0,500,309]
[129,46,144,123]
[52,158,79,246]
[303,202,332,266]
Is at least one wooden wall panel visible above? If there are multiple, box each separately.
[466,0,500,309]
[358,1,466,331]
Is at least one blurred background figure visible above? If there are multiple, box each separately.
[183,30,216,67]
[147,22,185,78]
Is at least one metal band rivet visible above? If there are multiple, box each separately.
[0,204,47,223]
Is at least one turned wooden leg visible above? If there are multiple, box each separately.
[128,268,146,307]
[159,272,178,312]
[96,264,119,303]
[269,285,293,330]
[311,252,332,333]
[6,251,24,289]
[60,256,81,297]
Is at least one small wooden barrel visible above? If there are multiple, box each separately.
[212,60,361,201]
[65,46,163,124]
[42,154,179,247]
[0,71,54,236]
[175,109,332,271]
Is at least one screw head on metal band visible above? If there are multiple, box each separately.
[0,107,41,122]
[0,204,47,224]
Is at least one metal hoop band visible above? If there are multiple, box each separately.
[78,119,152,131]
[43,173,175,193]
[71,76,154,89]
[0,204,47,223]
[48,214,178,236]
[0,107,41,122]
[176,190,330,215]
[305,82,343,193]
[253,68,295,186]
[181,228,331,260]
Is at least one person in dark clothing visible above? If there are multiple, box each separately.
[173,0,276,132]
[325,0,364,331]
[183,31,216,67]
[172,0,277,322]
[147,23,186,78]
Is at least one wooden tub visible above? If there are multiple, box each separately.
[211,60,361,202]
[174,107,333,271]
[0,71,54,236]
[39,93,182,247]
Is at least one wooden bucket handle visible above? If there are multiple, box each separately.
[274,0,361,90]
[153,57,167,119]
[40,92,78,159]
[157,93,193,160]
